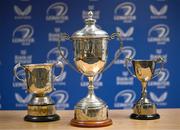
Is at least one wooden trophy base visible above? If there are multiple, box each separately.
[70,118,112,127]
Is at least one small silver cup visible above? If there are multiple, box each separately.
[125,57,164,120]
[14,62,64,122]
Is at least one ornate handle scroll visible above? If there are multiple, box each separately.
[125,57,136,78]
[57,33,79,73]
[103,32,123,72]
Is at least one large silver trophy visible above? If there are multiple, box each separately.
[58,11,123,127]
[125,57,164,120]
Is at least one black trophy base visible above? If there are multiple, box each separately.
[130,113,160,120]
[24,114,60,122]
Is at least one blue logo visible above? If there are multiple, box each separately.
[150,4,168,19]
[46,2,68,23]
[47,47,68,64]
[149,68,170,88]
[115,46,136,66]
[13,69,26,89]
[116,26,134,41]
[50,90,69,109]
[148,24,170,45]
[116,71,134,86]
[114,2,136,23]
[15,93,32,107]
[14,5,32,19]
[12,24,34,46]
[150,91,167,106]
[114,90,136,109]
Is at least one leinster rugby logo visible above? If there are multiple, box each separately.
[50,90,69,109]
[157,69,169,82]
[12,24,34,46]
[46,2,69,23]
[148,24,170,45]
[47,47,68,64]
[115,46,136,65]
[114,2,136,23]
[150,5,168,19]
[149,68,170,88]
[12,69,26,88]
[114,90,136,109]
[54,71,67,85]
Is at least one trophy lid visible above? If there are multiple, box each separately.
[72,11,109,38]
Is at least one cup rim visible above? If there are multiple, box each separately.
[23,63,54,67]
[132,59,154,62]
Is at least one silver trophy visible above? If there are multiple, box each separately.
[125,57,164,120]
[57,11,123,127]
[14,62,64,122]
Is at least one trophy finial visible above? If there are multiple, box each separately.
[85,11,96,25]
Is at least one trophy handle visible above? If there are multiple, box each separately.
[152,57,165,79]
[103,32,123,72]
[125,57,136,78]
[57,33,79,73]
[53,61,64,82]
[13,63,26,83]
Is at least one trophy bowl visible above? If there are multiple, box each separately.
[126,57,164,120]
[58,11,123,127]
[14,62,64,122]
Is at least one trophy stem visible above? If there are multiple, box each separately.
[141,81,147,99]
[87,76,95,97]
[36,93,45,97]
[130,81,160,120]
